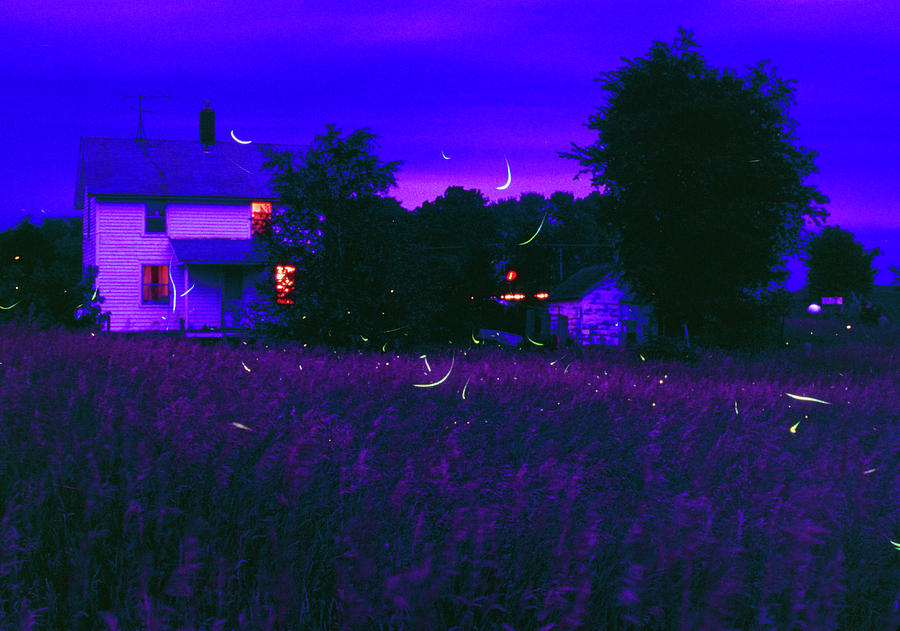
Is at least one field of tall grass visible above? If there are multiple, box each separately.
[1,318,900,630]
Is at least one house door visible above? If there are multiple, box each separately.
[223,268,243,327]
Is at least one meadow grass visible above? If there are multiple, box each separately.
[1,319,899,630]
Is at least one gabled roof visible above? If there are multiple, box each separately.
[170,239,261,264]
[548,265,617,302]
[75,138,306,208]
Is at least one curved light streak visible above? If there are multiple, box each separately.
[441,151,451,160]
[420,354,432,372]
[179,284,195,297]
[461,376,470,400]
[527,335,544,346]
[518,215,546,245]
[496,155,511,190]
[789,421,800,434]
[230,130,252,144]
[241,361,251,372]
[471,331,481,344]
[785,392,830,405]
[0,301,21,310]
[413,355,455,388]
[231,422,252,431]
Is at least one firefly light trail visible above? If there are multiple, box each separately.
[414,356,455,388]
[786,393,830,404]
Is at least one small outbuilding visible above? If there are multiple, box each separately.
[547,266,657,346]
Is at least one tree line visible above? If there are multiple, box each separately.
[0,28,890,349]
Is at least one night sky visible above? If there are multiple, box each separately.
[2,0,899,290]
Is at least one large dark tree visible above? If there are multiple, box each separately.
[0,216,102,328]
[412,186,501,340]
[253,126,405,346]
[804,225,881,303]
[561,28,829,344]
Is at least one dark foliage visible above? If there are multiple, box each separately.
[561,27,829,346]
[0,216,105,329]
[804,225,881,303]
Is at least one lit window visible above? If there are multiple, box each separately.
[275,265,295,305]
[252,202,272,236]
[142,265,169,304]
[146,201,166,233]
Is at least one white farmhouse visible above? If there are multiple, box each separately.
[548,265,657,346]
[75,109,303,334]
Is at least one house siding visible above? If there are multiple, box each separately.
[167,202,253,239]
[82,195,97,271]
[92,199,263,331]
[550,279,656,346]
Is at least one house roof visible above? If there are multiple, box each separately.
[75,137,306,208]
[548,265,617,302]
[170,239,262,264]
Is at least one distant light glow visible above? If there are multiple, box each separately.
[506,270,517,281]
[822,296,843,305]
[500,293,525,301]
[535,292,549,299]
[275,264,295,304]
[807,303,821,314]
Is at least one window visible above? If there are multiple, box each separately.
[142,265,169,304]
[146,201,166,233]
[275,265,295,305]
[252,202,272,236]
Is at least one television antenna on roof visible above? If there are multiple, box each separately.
[123,94,171,193]
[124,94,170,147]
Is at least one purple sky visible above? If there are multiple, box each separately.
[2,0,899,290]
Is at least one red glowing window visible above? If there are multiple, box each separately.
[142,265,169,304]
[275,265,295,305]
[252,202,272,236]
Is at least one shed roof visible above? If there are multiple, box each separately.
[75,137,306,208]
[170,239,262,264]
[548,265,617,302]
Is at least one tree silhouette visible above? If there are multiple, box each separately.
[0,216,102,328]
[253,126,405,346]
[561,28,829,346]
[804,225,881,303]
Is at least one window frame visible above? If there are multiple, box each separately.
[145,200,166,234]
[251,201,272,236]
[142,265,170,305]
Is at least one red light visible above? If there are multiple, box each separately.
[500,293,525,301]
[535,292,549,299]
[506,270,517,281]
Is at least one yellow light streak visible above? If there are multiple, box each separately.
[91,288,98,301]
[360,335,368,342]
[786,393,830,405]
[461,377,470,400]
[789,421,800,433]
[241,361,251,372]
[414,355,455,388]
[231,422,252,431]
[471,331,481,344]
[891,539,900,551]
[863,468,876,475]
